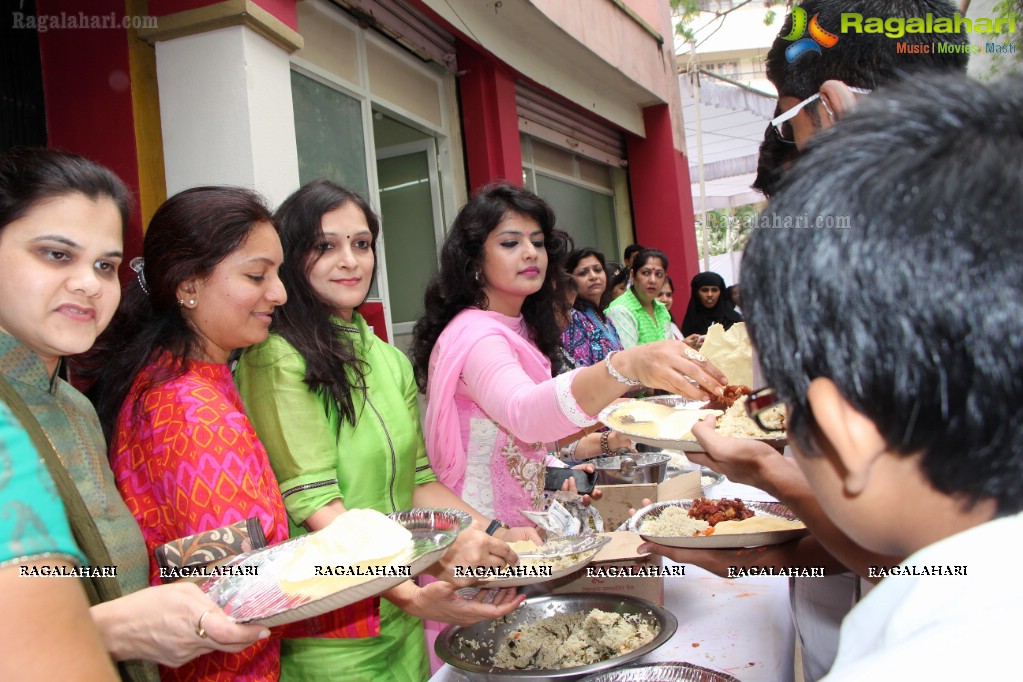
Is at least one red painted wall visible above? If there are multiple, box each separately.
[37,0,144,271]
[455,44,523,192]
[626,104,700,309]
[149,0,298,30]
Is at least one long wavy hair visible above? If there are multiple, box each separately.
[565,247,609,321]
[271,179,380,432]
[410,182,570,392]
[84,186,275,441]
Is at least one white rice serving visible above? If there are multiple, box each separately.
[716,395,785,438]
[639,505,710,536]
[492,608,657,669]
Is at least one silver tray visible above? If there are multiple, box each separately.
[579,661,742,682]
[477,534,611,588]
[599,397,786,453]
[629,500,806,549]
[202,508,469,626]
[436,593,677,680]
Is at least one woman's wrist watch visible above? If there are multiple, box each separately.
[486,519,509,535]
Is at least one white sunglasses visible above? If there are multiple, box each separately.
[770,87,872,141]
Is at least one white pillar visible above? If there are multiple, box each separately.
[155,25,299,208]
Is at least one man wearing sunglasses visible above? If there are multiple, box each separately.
[645,2,976,678]
[752,0,969,201]
[749,74,1019,679]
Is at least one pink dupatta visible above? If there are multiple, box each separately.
[424,308,554,492]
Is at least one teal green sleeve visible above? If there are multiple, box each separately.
[0,402,86,567]
[235,336,343,527]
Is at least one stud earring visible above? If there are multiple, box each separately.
[188,299,196,306]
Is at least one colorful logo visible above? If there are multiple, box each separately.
[782,7,840,63]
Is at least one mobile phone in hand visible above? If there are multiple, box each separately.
[543,468,597,494]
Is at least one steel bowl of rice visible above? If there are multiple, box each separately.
[435,593,677,680]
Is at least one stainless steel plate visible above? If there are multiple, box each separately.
[629,500,806,549]
[579,661,742,682]
[477,534,612,588]
[202,508,469,626]
[436,593,678,680]
[599,397,786,453]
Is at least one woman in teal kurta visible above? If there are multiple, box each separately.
[235,180,528,682]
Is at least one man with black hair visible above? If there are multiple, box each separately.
[740,72,1022,679]
[622,243,644,270]
[765,0,969,151]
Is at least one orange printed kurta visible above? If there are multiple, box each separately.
[110,355,378,682]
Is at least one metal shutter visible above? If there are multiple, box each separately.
[516,81,627,167]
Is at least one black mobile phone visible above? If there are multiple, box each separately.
[543,468,597,495]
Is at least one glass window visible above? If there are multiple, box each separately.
[534,173,618,261]
[290,70,369,197]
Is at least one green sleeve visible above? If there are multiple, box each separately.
[397,351,437,487]
[235,336,343,526]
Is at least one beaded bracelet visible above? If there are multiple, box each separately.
[605,350,641,386]
[600,431,613,457]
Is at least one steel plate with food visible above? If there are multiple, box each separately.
[579,661,743,682]
[436,594,678,680]
[476,534,611,588]
[202,508,469,627]
[629,499,806,549]
[598,391,786,453]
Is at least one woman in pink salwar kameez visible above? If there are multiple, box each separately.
[410,183,727,527]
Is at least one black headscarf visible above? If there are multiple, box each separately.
[680,271,743,336]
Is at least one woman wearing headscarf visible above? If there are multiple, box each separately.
[680,271,743,337]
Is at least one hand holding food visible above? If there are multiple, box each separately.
[91,582,269,668]
[431,522,520,587]
[613,340,727,400]
[406,580,523,626]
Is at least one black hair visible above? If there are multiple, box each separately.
[742,74,1023,514]
[0,147,132,234]
[766,0,969,103]
[566,247,609,321]
[623,243,645,261]
[630,248,668,277]
[85,187,275,441]
[410,183,571,392]
[752,104,801,198]
[269,179,381,431]
[603,264,631,310]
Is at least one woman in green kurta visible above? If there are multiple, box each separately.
[235,180,531,682]
[604,249,672,347]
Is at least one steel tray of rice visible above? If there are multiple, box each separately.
[436,594,677,680]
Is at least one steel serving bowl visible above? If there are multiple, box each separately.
[592,453,671,485]
[435,593,678,681]
[578,661,742,682]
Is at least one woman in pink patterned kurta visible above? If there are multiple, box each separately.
[410,184,727,527]
[110,356,289,681]
[91,187,375,682]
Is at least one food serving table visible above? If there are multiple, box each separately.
[429,480,795,682]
